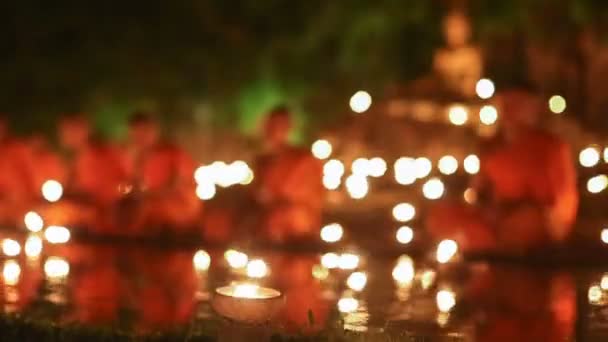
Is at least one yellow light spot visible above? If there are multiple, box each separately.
[438,155,458,175]
[601,229,608,244]
[463,154,480,174]
[24,211,44,233]
[193,250,211,271]
[436,290,456,313]
[338,297,359,313]
[587,175,608,194]
[549,95,567,114]
[312,264,329,280]
[41,180,63,202]
[224,249,248,269]
[232,283,261,299]
[338,253,360,270]
[350,91,372,114]
[392,257,415,285]
[423,178,445,200]
[346,272,367,292]
[3,260,21,286]
[436,240,458,264]
[479,105,498,125]
[321,253,340,269]
[396,226,414,244]
[604,148,608,163]
[420,270,436,290]
[448,105,468,126]
[392,203,416,222]
[463,188,477,204]
[320,223,344,243]
[476,79,495,99]
[601,274,608,290]
[2,239,20,257]
[589,285,602,304]
[580,146,601,168]
[246,259,268,278]
[44,226,71,244]
[311,139,333,160]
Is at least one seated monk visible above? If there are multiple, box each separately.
[39,114,129,234]
[121,112,200,235]
[427,89,578,253]
[0,115,37,226]
[253,107,324,243]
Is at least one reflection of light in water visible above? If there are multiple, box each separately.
[587,175,608,194]
[350,91,372,114]
[463,188,477,204]
[342,300,369,332]
[436,312,450,327]
[436,290,456,313]
[394,157,417,185]
[602,229,608,244]
[423,178,445,200]
[323,175,341,190]
[25,235,43,258]
[463,154,480,174]
[601,274,608,290]
[246,259,268,278]
[589,285,603,305]
[311,139,333,160]
[549,95,567,114]
[368,157,387,177]
[345,174,369,199]
[24,211,44,233]
[436,240,458,264]
[346,272,367,292]
[196,181,216,200]
[339,254,360,270]
[44,257,70,279]
[338,297,359,313]
[2,239,20,257]
[321,253,340,269]
[414,157,432,179]
[232,283,261,299]
[476,79,495,99]
[193,250,211,271]
[320,223,344,243]
[392,257,415,285]
[438,155,458,175]
[420,270,436,290]
[479,105,498,125]
[225,250,248,269]
[580,146,601,168]
[3,260,21,286]
[448,105,468,126]
[324,159,345,178]
[312,264,329,280]
[392,203,416,222]
[396,226,414,244]
[44,226,71,244]
[42,180,63,202]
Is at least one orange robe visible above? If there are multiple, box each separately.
[254,147,324,242]
[427,129,578,252]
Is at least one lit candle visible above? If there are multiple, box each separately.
[212,283,284,324]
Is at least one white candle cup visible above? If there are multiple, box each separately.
[212,283,284,324]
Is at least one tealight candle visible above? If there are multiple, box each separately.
[212,283,284,324]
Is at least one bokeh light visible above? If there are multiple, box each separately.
[44,226,71,244]
[392,203,416,222]
[232,283,261,299]
[350,91,372,114]
[24,211,44,233]
[448,105,468,126]
[246,259,268,278]
[345,174,369,200]
[368,157,387,177]
[323,175,342,190]
[414,157,432,179]
[312,265,329,280]
[423,178,445,200]
[396,226,414,244]
[587,175,608,194]
[193,250,211,271]
[346,272,367,292]
[2,239,20,257]
[225,249,249,269]
[479,105,498,125]
[436,240,458,264]
[321,253,340,269]
[475,79,495,99]
[338,297,359,313]
[601,274,608,290]
[436,290,456,313]
[463,154,480,175]
[324,159,345,178]
[601,229,608,244]
[339,253,360,270]
[589,285,603,305]
[44,257,70,279]
[580,146,601,168]
[604,147,608,163]
[196,182,217,200]
[463,188,477,204]
[3,260,21,286]
[25,235,43,258]
[549,95,567,114]
[394,157,417,185]
[438,155,458,175]
[351,158,370,176]
[42,180,63,202]
[311,139,333,160]
[320,223,344,243]
[392,256,415,285]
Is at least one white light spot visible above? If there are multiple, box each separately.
[479,105,498,125]
[346,272,367,292]
[549,95,567,114]
[225,249,248,269]
[338,297,359,313]
[311,139,333,160]
[24,211,44,233]
[193,250,211,271]
[423,178,445,200]
[320,223,344,243]
[476,79,495,99]
[44,226,71,244]
[338,253,360,270]
[321,253,340,269]
[396,226,414,244]
[580,146,601,168]
[25,235,43,258]
[246,259,268,278]
[448,105,468,126]
[44,257,70,279]
[438,155,458,175]
[350,91,372,114]
[587,175,608,194]
[463,154,480,174]
[2,239,20,257]
[392,203,416,222]
[436,290,456,313]
[436,240,458,264]
[42,180,63,202]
